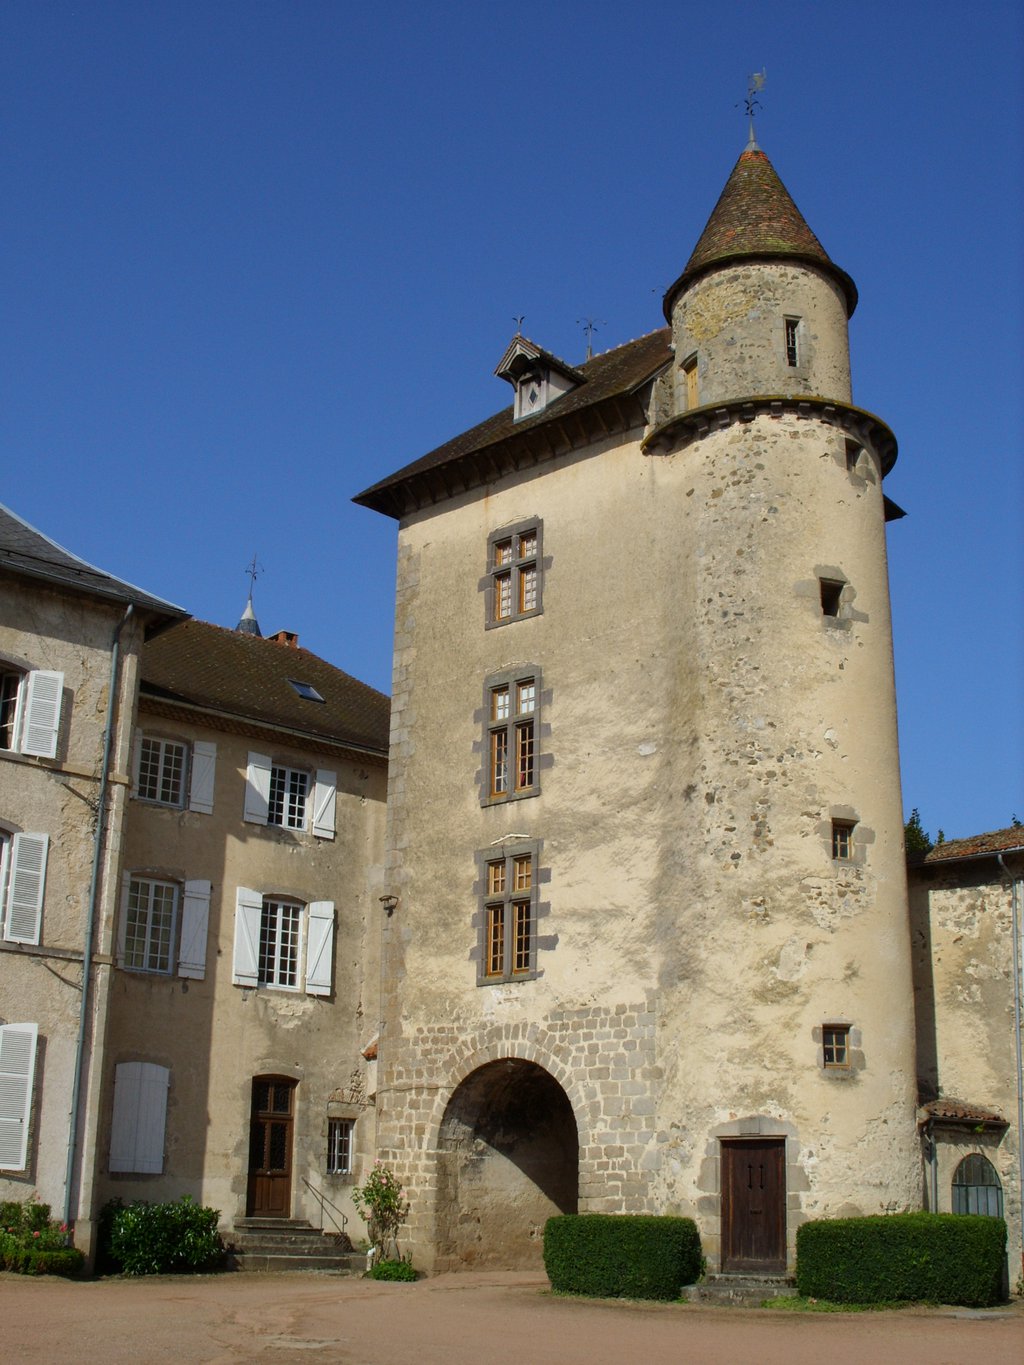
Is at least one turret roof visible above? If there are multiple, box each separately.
[664,147,857,318]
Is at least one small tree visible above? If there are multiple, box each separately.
[904,808,933,855]
[351,1161,409,1266]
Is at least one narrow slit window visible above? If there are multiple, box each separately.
[845,440,862,473]
[820,579,844,618]
[682,354,698,409]
[785,317,800,367]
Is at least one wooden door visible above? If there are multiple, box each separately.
[246,1077,295,1217]
[721,1138,786,1272]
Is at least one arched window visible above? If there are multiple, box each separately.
[952,1154,1003,1216]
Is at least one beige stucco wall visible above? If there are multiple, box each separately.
[95,706,387,1243]
[376,383,919,1269]
[0,573,143,1239]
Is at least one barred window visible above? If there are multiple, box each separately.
[259,897,302,989]
[123,877,179,974]
[137,736,188,806]
[487,522,542,626]
[327,1118,354,1175]
[952,1154,1003,1217]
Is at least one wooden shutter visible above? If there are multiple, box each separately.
[178,879,211,980]
[233,886,263,985]
[305,901,335,997]
[188,740,217,814]
[109,1061,169,1174]
[20,670,63,758]
[0,1023,38,1171]
[312,770,337,839]
[4,832,48,945]
[243,752,271,824]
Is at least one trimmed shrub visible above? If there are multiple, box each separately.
[796,1212,1006,1307]
[369,1257,418,1281]
[544,1214,702,1300]
[106,1195,224,1276]
[0,1198,84,1277]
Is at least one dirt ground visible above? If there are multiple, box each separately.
[1,1270,1022,1365]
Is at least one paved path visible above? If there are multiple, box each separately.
[1,1270,1022,1364]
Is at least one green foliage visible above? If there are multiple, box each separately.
[796,1213,1006,1307]
[543,1214,702,1301]
[105,1195,224,1276]
[369,1256,418,1281]
[0,1197,84,1277]
[352,1161,409,1265]
[903,808,933,855]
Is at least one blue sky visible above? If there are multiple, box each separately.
[2,1,1021,840]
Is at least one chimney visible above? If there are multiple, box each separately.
[270,630,299,649]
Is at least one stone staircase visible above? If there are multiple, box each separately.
[682,1274,797,1306]
[227,1217,365,1274]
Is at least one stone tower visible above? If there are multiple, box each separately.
[356,139,920,1274]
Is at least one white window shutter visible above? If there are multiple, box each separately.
[312,770,337,839]
[4,833,48,945]
[305,901,335,997]
[20,670,63,758]
[233,886,263,986]
[243,752,271,824]
[188,740,217,814]
[109,1061,169,1174]
[178,879,211,980]
[0,1023,38,1171]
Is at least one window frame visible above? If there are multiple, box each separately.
[258,895,304,990]
[831,819,856,861]
[952,1154,1003,1217]
[481,667,541,806]
[477,844,540,985]
[268,763,310,831]
[326,1117,355,1176]
[135,735,189,808]
[784,316,801,368]
[0,671,22,752]
[822,1023,851,1069]
[0,668,63,759]
[120,875,180,975]
[485,519,543,628]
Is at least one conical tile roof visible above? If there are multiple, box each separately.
[664,147,857,318]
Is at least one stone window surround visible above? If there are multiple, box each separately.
[470,838,553,986]
[805,567,869,630]
[812,1020,866,1077]
[482,518,544,629]
[819,806,873,869]
[474,666,552,807]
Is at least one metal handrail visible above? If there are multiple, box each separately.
[301,1176,349,1239]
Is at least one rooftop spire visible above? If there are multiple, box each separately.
[663,143,857,320]
[236,553,263,636]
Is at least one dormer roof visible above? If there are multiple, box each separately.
[664,146,858,319]
[493,334,585,388]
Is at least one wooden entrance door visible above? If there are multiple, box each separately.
[721,1138,786,1272]
[247,1077,296,1217]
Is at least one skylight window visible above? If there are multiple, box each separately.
[289,679,324,703]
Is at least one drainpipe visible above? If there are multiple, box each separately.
[63,604,134,1227]
[996,851,1024,1282]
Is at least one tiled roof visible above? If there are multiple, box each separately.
[663,148,857,318]
[916,826,1024,865]
[353,329,671,518]
[0,502,186,620]
[140,619,390,756]
[919,1099,1008,1128]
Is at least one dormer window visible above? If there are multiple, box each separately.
[494,333,584,423]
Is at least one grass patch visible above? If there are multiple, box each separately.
[763,1294,920,1312]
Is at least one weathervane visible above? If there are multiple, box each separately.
[739,69,766,146]
[513,315,525,334]
[577,317,606,361]
[244,552,262,600]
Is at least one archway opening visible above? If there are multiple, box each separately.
[436,1058,578,1269]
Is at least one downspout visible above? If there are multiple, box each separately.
[63,604,134,1227]
[996,851,1024,1281]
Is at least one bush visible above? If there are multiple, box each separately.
[0,1198,84,1277]
[105,1195,224,1276]
[543,1214,702,1300]
[796,1213,1006,1307]
[369,1257,418,1281]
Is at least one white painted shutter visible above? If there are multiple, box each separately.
[109,1061,169,1174]
[233,886,263,986]
[305,900,335,997]
[20,670,63,758]
[188,740,217,814]
[0,1023,38,1171]
[4,833,48,945]
[243,752,271,824]
[312,770,337,839]
[178,879,211,980]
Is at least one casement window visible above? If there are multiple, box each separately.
[831,820,856,861]
[822,1024,850,1068]
[327,1117,354,1175]
[109,1061,169,1174]
[484,669,540,804]
[244,752,336,838]
[952,1155,1003,1217]
[116,876,210,979]
[132,735,216,813]
[0,669,63,759]
[0,1022,38,1171]
[482,851,535,983]
[784,317,801,368]
[232,888,334,996]
[487,521,542,627]
[1,830,49,946]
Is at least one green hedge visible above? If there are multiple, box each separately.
[104,1195,224,1275]
[0,1198,84,1277]
[543,1214,702,1300]
[0,1245,84,1277]
[796,1213,1006,1306]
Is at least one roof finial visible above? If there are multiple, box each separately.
[513,315,525,335]
[237,552,263,636]
[577,317,606,361]
[740,68,766,150]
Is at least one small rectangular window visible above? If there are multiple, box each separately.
[831,820,855,860]
[327,1117,354,1175]
[820,579,843,618]
[137,737,188,806]
[487,522,542,626]
[289,680,325,703]
[823,1024,850,1068]
[845,439,862,473]
[785,317,800,367]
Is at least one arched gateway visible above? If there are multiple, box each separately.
[434,1059,578,1268]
